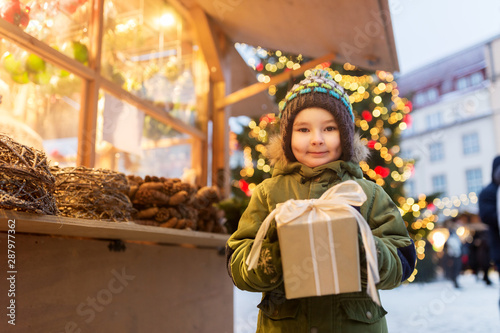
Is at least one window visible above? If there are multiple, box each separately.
[426,112,442,130]
[466,168,483,194]
[427,88,439,103]
[470,72,484,85]
[414,92,426,106]
[429,142,444,162]
[463,133,480,155]
[456,76,468,90]
[456,71,484,90]
[0,0,207,181]
[413,87,439,107]
[432,175,447,197]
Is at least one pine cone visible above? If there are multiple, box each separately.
[184,219,196,230]
[133,188,170,206]
[167,207,182,219]
[139,182,165,192]
[163,180,176,195]
[169,190,189,205]
[193,186,220,208]
[176,219,187,229]
[127,175,143,187]
[136,207,159,219]
[160,217,178,228]
[128,185,139,200]
[178,204,198,221]
[155,207,171,222]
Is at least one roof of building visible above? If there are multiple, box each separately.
[395,35,500,96]
[180,0,399,72]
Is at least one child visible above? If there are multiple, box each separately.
[226,69,416,332]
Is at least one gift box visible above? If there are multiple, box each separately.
[247,180,381,304]
[277,208,360,299]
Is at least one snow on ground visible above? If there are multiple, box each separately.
[234,271,500,332]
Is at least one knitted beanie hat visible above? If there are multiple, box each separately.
[279,69,355,162]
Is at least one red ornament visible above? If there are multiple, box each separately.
[405,101,413,112]
[238,179,251,197]
[59,0,88,15]
[260,113,276,124]
[426,203,435,211]
[403,114,412,128]
[408,164,415,174]
[362,110,372,122]
[320,62,331,69]
[367,140,377,149]
[256,62,264,71]
[1,0,30,28]
[374,166,390,178]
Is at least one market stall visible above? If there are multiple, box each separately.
[0,0,399,331]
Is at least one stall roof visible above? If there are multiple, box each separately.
[177,0,399,117]
[180,0,399,73]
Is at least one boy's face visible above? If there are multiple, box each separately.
[291,107,342,168]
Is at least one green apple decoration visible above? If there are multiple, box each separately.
[72,41,88,64]
[11,71,29,84]
[29,70,51,85]
[2,52,23,75]
[25,53,46,72]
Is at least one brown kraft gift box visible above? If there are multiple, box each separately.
[277,209,361,299]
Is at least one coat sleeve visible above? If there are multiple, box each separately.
[226,184,283,292]
[359,182,416,290]
[478,185,497,228]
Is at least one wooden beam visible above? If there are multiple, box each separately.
[212,81,230,196]
[89,0,104,73]
[76,0,103,167]
[217,53,336,109]
[188,5,225,83]
[77,79,99,167]
[192,48,211,187]
[0,210,229,247]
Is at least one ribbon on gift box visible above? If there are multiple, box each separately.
[246,180,381,305]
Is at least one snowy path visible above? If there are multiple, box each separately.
[234,271,500,332]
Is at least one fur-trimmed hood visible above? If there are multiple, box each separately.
[265,133,370,168]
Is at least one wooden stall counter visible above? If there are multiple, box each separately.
[0,210,233,333]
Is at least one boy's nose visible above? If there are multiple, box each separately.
[311,133,325,145]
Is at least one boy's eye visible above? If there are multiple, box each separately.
[296,128,309,132]
[325,126,337,132]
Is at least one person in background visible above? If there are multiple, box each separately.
[468,227,492,286]
[443,221,463,289]
[478,156,500,308]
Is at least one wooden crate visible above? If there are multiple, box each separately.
[0,211,233,332]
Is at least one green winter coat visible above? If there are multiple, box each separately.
[226,137,415,333]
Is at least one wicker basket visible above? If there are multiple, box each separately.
[51,166,136,221]
[0,134,58,215]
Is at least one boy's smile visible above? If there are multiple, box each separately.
[291,107,342,168]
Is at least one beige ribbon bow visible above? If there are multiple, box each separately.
[246,180,381,305]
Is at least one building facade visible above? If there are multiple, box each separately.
[398,36,500,215]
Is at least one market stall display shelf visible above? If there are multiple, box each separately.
[0,209,228,248]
